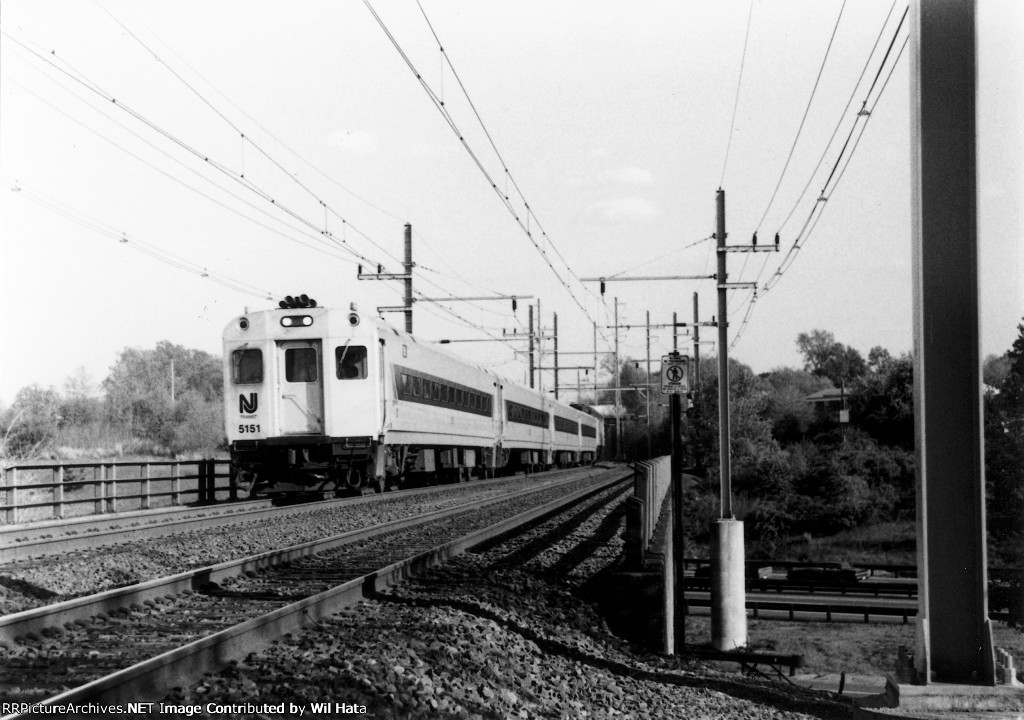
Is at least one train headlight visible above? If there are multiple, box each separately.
[281,315,313,327]
[239,317,250,330]
[348,312,360,326]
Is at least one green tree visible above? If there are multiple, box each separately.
[1,384,62,457]
[60,367,102,427]
[102,341,223,452]
[985,319,1024,551]
[758,367,834,444]
[851,351,914,448]
[796,329,866,387]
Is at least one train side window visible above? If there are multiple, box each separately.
[433,382,440,401]
[335,345,367,380]
[232,349,263,384]
[400,373,410,394]
[456,389,463,405]
[413,377,422,397]
[285,348,318,383]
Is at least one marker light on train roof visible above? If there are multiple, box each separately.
[280,315,313,327]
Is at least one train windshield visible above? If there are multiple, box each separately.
[285,347,318,383]
[232,349,263,384]
[336,344,367,380]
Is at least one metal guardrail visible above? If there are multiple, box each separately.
[0,459,233,525]
[624,456,671,567]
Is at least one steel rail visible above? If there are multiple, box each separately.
[0,470,595,644]
[0,468,577,560]
[2,468,630,717]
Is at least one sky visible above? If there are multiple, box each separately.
[1,0,1021,406]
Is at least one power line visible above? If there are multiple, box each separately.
[753,0,848,234]
[731,32,909,348]
[6,25,528,342]
[719,0,755,188]
[772,0,902,239]
[362,0,607,341]
[8,180,280,301]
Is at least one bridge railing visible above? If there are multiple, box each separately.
[0,459,234,525]
[624,456,671,567]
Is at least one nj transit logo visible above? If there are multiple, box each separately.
[239,393,258,414]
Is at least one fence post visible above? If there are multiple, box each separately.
[54,465,65,520]
[7,467,18,525]
[95,465,106,515]
[142,463,151,511]
[108,464,118,514]
[199,460,210,504]
[172,462,181,506]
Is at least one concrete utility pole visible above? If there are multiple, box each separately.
[908,0,994,687]
[403,223,413,333]
[707,190,777,652]
[529,305,535,389]
[554,313,559,400]
[645,311,652,458]
[359,225,414,329]
[614,298,622,459]
[537,299,543,394]
[711,190,745,652]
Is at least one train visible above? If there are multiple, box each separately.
[223,295,603,496]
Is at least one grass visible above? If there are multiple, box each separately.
[682,518,1023,679]
[684,616,1024,678]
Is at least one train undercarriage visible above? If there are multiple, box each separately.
[230,437,595,498]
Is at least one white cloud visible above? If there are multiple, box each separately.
[608,166,653,185]
[328,129,378,155]
[590,196,657,221]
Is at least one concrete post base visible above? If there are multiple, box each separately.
[710,518,746,651]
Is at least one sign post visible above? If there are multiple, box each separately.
[661,351,690,651]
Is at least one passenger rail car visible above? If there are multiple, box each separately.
[223,298,598,495]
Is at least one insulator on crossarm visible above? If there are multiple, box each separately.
[600,280,606,296]
[775,233,780,247]
[752,232,758,246]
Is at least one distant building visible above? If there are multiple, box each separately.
[804,387,852,424]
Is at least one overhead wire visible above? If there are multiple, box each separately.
[752,0,848,235]
[9,180,280,300]
[772,0,901,239]
[719,0,755,189]
[362,0,609,344]
[5,21,527,346]
[93,1,406,269]
[0,69,360,266]
[731,27,909,348]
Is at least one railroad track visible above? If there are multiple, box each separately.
[0,465,630,716]
[0,467,583,562]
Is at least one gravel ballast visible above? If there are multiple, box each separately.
[161,489,853,719]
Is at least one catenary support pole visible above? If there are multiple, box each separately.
[529,305,535,389]
[711,188,746,651]
[554,313,559,400]
[909,0,993,685]
[403,223,413,334]
[646,310,652,458]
